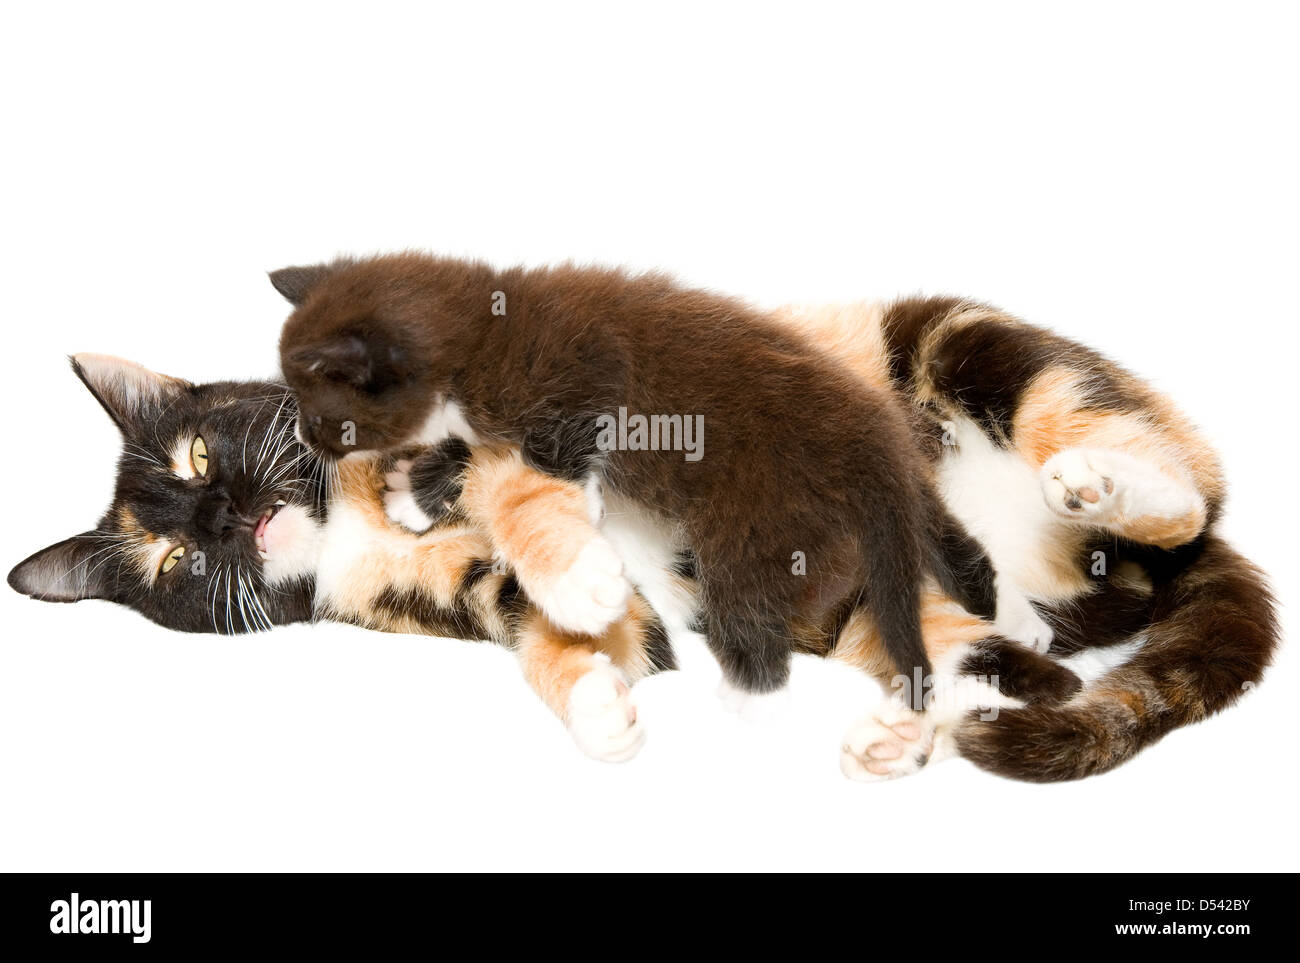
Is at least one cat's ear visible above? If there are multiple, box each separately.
[269,263,332,306]
[286,333,407,393]
[69,354,192,435]
[8,531,116,603]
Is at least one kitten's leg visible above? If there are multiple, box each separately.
[701,592,794,694]
[513,609,646,763]
[1040,447,1207,549]
[392,443,633,635]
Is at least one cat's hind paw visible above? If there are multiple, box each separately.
[840,705,935,782]
[1042,449,1118,521]
[567,661,645,763]
[993,586,1054,654]
[533,537,631,636]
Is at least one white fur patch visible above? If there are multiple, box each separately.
[583,472,605,525]
[993,582,1054,653]
[533,536,631,636]
[936,416,1063,595]
[313,496,390,608]
[412,396,481,447]
[382,488,435,533]
[598,491,698,643]
[260,505,323,586]
[168,437,196,480]
[1060,636,1145,686]
[566,657,645,762]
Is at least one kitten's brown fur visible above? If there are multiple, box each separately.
[274,254,1008,694]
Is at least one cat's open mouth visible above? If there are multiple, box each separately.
[253,500,288,559]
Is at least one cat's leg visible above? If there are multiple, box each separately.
[388,442,632,636]
[886,297,1223,551]
[1010,362,1220,549]
[1039,447,1207,549]
[512,604,670,763]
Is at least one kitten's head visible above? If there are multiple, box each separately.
[273,255,459,458]
[8,355,326,633]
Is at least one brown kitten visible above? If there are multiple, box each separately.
[273,253,1043,694]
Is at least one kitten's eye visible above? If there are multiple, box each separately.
[160,546,186,574]
[191,436,209,476]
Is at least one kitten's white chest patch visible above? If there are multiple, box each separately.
[413,396,481,447]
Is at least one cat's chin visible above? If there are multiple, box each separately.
[259,505,322,585]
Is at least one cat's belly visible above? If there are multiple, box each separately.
[936,416,1088,601]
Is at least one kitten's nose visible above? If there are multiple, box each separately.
[295,415,323,447]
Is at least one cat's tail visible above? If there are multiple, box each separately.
[953,533,1278,782]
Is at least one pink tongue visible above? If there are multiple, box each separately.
[254,513,270,540]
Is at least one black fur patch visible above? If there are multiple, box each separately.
[495,574,528,628]
[925,318,1147,446]
[960,639,1083,705]
[880,295,966,391]
[641,611,677,673]
[521,410,603,481]
[671,549,698,581]
[372,585,491,642]
[407,438,473,520]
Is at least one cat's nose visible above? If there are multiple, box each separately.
[198,494,256,536]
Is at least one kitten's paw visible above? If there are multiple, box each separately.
[382,459,439,533]
[534,537,631,636]
[567,661,644,763]
[1042,449,1118,521]
[840,705,935,782]
[993,587,1053,654]
[383,487,435,533]
[716,676,792,723]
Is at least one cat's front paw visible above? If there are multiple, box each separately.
[841,704,935,782]
[534,537,631,636]
[383,459,435,533]
[567,661,644,763]
[1042,449,1118,522]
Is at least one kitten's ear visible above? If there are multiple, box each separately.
[69,354,192,435]
[269,263,332,306]
[287,333,407,393]
[8,531,116,603]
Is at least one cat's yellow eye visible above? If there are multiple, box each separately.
[160,546,186,574]
[191,436,209,476]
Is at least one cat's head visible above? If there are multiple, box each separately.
[272,254,470,457]
[8,355,326,633]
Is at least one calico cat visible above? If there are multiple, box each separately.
[271,253,1051,704]
[7,354,675,761]
[9,353,1075,772]
[773,296,1278,780]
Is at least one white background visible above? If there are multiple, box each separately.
[1,2,1294,872]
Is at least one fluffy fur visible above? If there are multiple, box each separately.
[272,253,1036,695]
[779,296,1277,780]
[11,286,1277,780]
[8,358,674,762]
